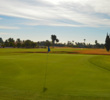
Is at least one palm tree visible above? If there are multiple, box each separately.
[72,40,74,46]
[56,39,59,43]
[51,35,59,48]
[95,40,98,45]
[84,39,86,44]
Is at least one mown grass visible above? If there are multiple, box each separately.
[0,48,110,100]
[0,48,87,54]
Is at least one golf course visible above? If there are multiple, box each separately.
[0,48,110,100]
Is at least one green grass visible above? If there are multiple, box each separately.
[0,48,87,54]
[0,48,110,100]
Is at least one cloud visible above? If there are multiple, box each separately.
[0,0,110,27]
[0,32,13,35]
[23,22,83,27]
[0,26,20,29]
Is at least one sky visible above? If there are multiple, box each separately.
[0,0,110,44]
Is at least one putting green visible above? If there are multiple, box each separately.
[0,49,110,100]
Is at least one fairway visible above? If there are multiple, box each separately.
[0,48,110,100]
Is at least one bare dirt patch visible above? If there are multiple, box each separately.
[72,49,110,55]
[16,48,110,55]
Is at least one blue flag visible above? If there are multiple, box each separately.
[48,46,50,52]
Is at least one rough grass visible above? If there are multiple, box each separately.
[0,48,110,100]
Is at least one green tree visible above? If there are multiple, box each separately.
[24,40,32,48]
[0,37,3,47]
[45,40,51,46]
[16,38,21,48]
[8,38,15,47]
[23,40,36,48]
[4,40,9,47]
[31,42,37,48]
[8,38,15,43]
[0,37,3,43]
[105,34,110,51]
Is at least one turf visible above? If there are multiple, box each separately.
[0,48,110,100]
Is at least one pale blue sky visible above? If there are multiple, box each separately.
[0,0,110,44]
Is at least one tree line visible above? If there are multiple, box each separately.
[0,34,105,48]
[0,35,59,48]
[0,38,37,48]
